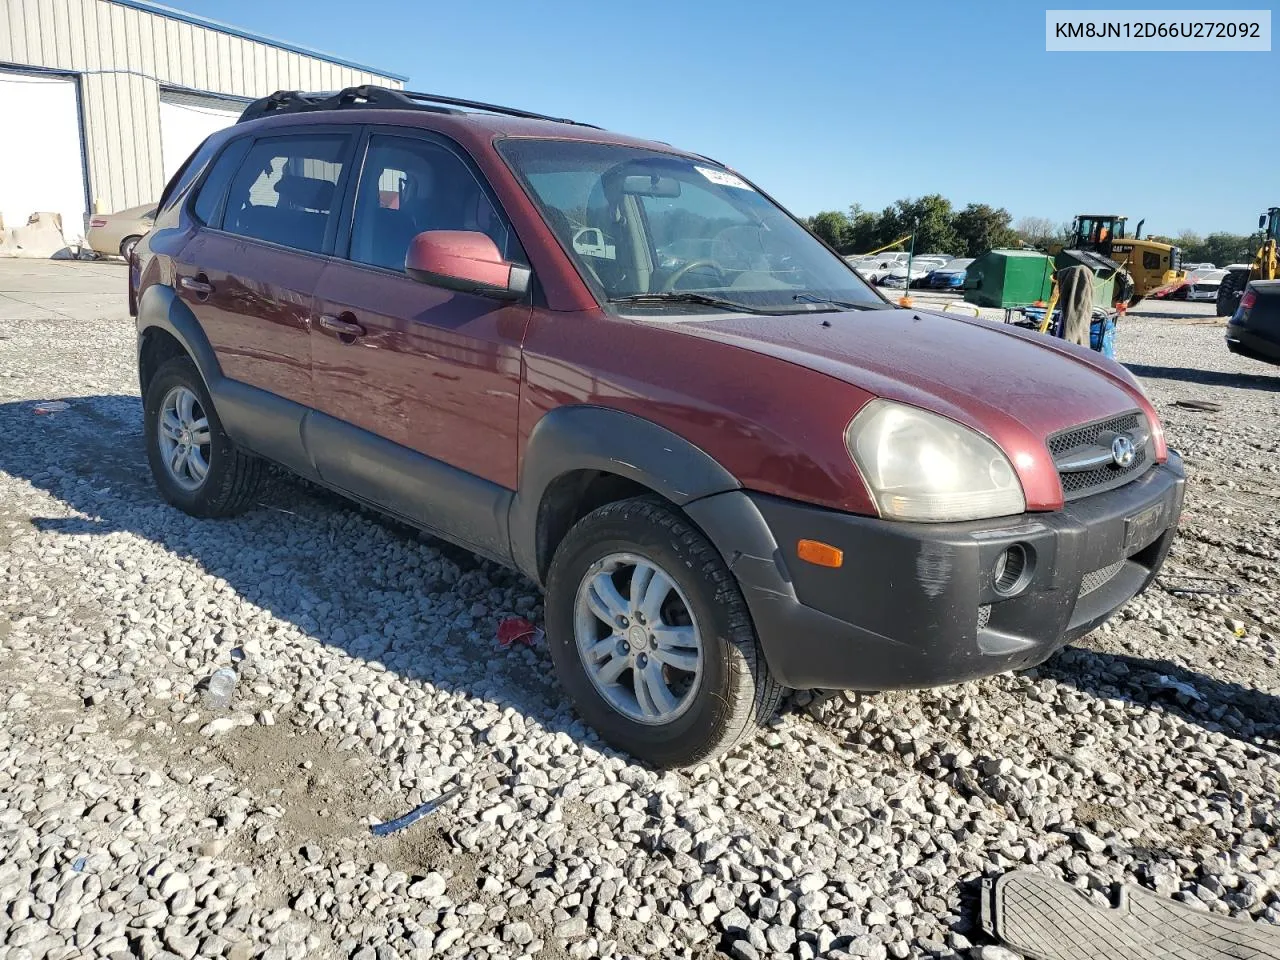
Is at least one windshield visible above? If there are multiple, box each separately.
[497,139,882,313]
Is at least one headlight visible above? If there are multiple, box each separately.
[845,400,1026,522]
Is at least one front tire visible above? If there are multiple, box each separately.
[143,356,267,517]
[1217,270,1247,317]
[545,496,782,768]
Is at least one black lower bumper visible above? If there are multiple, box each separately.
[685,453,1184,690]
[1225,323,1280,365]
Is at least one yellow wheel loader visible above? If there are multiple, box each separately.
[1217,208,1280,317]
[1051,215,1183,305]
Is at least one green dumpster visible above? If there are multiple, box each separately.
[1054,249,1120,310]
[963,250,1055,309]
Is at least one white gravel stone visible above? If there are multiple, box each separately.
[974,947,1023,960]
[406,874,446,899]
[198,717,237,737]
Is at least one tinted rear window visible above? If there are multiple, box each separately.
[220,135,350,254]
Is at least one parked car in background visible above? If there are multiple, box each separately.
[1226,280,1280,365]
[133,85,1184,767]
[848,254,906,284]
[925,257,974,289]
[1185,268,1226,302]
[881,257,947,289]
[86,203,156,258]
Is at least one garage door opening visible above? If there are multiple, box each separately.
[159,91,243,186]
[0,70,88,250]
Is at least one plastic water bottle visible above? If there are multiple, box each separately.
[204,666,238,710]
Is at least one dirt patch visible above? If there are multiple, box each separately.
[385,823,473,883]
[137,717,388,852]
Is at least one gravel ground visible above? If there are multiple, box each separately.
[1,261,1278,960]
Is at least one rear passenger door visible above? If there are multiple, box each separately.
[179,130,355,412]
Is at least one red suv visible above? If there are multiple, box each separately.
[132,86,1183,767]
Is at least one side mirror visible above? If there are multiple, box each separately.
[405,230,530,301]
[1261,214,1269,229]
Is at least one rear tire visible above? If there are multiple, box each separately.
[143,356,267,517]
[1217,270,1247,317]
[545,496,782,767]
[119,235,141,260]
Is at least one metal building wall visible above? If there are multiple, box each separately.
[0,0,402,214]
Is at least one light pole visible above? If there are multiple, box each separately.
[899,221,917,308]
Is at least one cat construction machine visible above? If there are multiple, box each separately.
[1217,207,1280,317]
[1051,214,1181,305]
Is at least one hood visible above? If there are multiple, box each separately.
[677,307,1159,510]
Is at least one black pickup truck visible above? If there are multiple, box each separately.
[1226,280,1280,367]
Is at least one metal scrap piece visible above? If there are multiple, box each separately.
[370,785,464,837]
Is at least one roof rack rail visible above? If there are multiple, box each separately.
[238,84,597,128]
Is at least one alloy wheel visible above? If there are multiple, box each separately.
[157,385,211,491]
[573,552,704,725]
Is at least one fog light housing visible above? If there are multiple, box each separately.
[992,544,1031,596]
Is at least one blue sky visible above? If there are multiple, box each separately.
[174,0,1274,237]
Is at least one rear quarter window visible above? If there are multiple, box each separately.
[159,136,220,212]
[192,139,252,226]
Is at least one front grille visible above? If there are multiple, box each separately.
[1060,446,1149,495]
[1049,411,1153,500]
[1079,560,1125,597]
[977,604,992,630]
[1048,412,1140,457]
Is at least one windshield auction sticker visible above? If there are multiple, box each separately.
[1046,9,1270,50]
[694,166,753,190]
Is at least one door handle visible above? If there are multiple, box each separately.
[179,274,214,298]
[319,313,366,341]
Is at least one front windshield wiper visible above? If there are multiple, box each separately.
[609,292,780,315]
[793,293,885,311]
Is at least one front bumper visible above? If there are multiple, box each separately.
[685,453,1184,690]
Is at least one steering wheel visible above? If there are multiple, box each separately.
[662,259,725,292]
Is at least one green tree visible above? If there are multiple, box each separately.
[954,203,1018,257]
[879,194,960,256]
[807,210,852,252]
[845,203,882,254]
[1202,232,1259,266]
[1173,230,1204,261]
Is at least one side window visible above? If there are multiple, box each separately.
[1142,250,1161,270]
[221,135,349,253]
[348,135,522,273]
[193,139,251,226]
